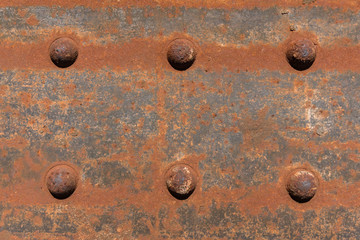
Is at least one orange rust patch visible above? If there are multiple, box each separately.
[320,140,360,152]
[0,136,29,149]
[38,98,53,112]
[0,4,358,238]
[0,231,21,240]
[0,0,358,12]
[64,83,77,96]
[17,8,28,17]
[19,92,34,108]
[33,215,43,226]
[7,174,358,217]
[26,15,39,26]
[0,37,360,73]
[0,85,9,95]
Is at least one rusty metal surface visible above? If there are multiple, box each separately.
[0,1,360,239]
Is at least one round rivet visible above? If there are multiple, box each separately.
[49,37,78,68]
[286,169,318,203]
[286,39,316,71]
[46,164,78,200]
[165,164,197,200]
[167,39,197,71]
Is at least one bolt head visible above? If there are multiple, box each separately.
[286,39,316,71]
[286,169,318,203]
[167,39,197,71]
[46,164,78,200]
[49,37,78,68]
[165,164,197,200]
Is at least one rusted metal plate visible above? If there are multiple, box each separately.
[0,1,359,239]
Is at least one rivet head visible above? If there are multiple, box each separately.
[286,169,318,203]
[49,37,78,68]
[167,39,197,71]
[46,164,78,200]
[165,164,197,200]
[286,39,316,71]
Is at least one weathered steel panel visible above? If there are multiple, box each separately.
[0,1,359,239]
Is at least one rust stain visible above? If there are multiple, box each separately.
[0,37,359,73]
[2,164,357,217]
[0,0,358,12]
[18,92,33,108]
[0,85,9,95]
[0,136,29,149]
[63,83,77,96]
[0,3,359,239]
[26,15,39,26]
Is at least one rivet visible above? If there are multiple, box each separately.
[286,39,316,71]
[49,37,78,68]
[46,164,78,200]
[167,39,197,71]
[165,164,197,200]
[286,169,318,203]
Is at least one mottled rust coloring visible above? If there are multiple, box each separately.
[49,37,78,68]
[46,164,78,200]
[0,4,359,239]
[286,169,318,203]
[167,39,197,71]
[165,164,197,200]
[286,39,316,71]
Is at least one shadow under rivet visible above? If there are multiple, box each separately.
[286,169,318,203]
[167,39,197,71]
[46,164,78,200]
[165,164,197,200]
[49,37,79,68]
[286,39,316,71]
